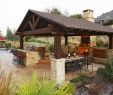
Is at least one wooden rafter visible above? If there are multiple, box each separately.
[28,15,40,30]
[28,21,34,30]
[34,17,40,28]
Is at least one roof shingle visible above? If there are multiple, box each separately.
[17,9,113,34]
[30,9,113,33]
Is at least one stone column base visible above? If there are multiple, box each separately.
[51,58,66,84]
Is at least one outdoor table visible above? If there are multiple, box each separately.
[65,56,84,73]
[66,56,84,62]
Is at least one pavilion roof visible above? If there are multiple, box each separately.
[16,9,113,35]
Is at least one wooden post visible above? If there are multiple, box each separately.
[20,35,24,49]
[54,34,61,59]
[108,35,113,49]
[64,35,68,46]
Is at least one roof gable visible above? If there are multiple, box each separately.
[16,9,113,34]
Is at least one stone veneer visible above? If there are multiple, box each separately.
[12,49,40,66]
[25,51,40,66]
[51,58,66,84]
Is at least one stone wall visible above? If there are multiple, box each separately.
[12,49,40,66]
[25,51,40,66]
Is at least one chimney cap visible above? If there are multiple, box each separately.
[83,9,93,12]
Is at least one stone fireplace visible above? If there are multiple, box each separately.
[79,36,90,54]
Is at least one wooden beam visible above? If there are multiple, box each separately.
[17,27,53,36]
[20,35,24,49]
[53,26,62,59]
[28,21,34,30]
[108,35,113,49]
[64,35,68,45]
[68,28,113,36]
[32,15,35,26]
[28,16,40,30]
[34,17,40,28]
[54,34,61,59]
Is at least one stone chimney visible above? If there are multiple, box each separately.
[82,9,96,47]
[83,9,94,22]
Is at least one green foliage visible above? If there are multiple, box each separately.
[45,8,62,15]
[5,42,11,49]
[0,31,3,36]
[103,20,113,25]
[70,75,86,83]
[70,14,83,19]
[96,36,108,48]
[24,36,32,42]
[97,58,113,82]
[26,38,49,44]
[16,73,75,95]
[48,44,54,52]
[6,27,19,41]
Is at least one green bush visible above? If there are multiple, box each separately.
[97,58,113,82]
[5,43,11,49]
[70,75,86,83]
[48,44,54,52]
[16,73,75,95]
[96,39,108,48]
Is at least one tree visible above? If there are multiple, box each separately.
[0,31,2,36]
[6,27,19,41]
[45,8,62,15]
[103,20,113,25]
[70,14,83,19]
[6,27,13,41]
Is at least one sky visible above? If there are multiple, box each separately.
[0,0,113,35]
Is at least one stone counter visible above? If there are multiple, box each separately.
[12,49,40,66]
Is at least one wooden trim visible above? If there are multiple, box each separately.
[54,27,62,59]
[20,35,24,49]
[34,17,40,28]
[64,35,68,45]
[108,35,113,49]
[28,16,40,30]
[54,35,61,59]
[28,20,34,30]
[17,27,53,36]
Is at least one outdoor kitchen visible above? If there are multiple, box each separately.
[12,44,50,66]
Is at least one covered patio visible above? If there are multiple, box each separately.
[15,9,113,83]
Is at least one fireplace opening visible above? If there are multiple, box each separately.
[79,36,90,54]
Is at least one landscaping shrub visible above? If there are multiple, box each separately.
[5,42,11,49]
[16,73,75,95]
[70,75,87,84]
[48,44,54,52]
[96,36,108,48]
[0,71,12,95]
[97,58,113,82]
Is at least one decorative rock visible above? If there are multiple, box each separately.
[100,83,113,95]
[75,87,91,95]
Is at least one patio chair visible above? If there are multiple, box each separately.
[71,59,83,74]
[87,56,94,72]
[65,61,77,76]
[65,61,73,73]
[79,57,88,71]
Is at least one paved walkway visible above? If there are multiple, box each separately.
[0,49,51,80]
[0,49,104,81]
